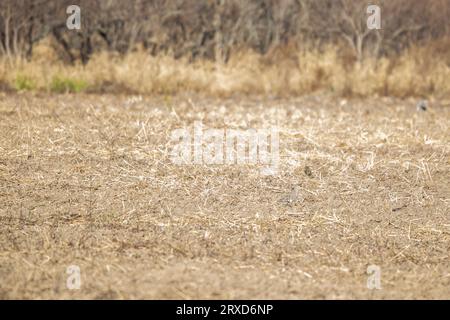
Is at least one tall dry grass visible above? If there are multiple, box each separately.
[1,39,449,98]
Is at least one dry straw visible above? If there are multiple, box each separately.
[1,39,449,98]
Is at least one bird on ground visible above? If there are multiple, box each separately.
[416,100,428,112]
[280,185,302,207]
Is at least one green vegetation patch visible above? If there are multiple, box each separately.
[14,74,36,91]
[50,76,89,93]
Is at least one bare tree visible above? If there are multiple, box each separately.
[0,0,448,63]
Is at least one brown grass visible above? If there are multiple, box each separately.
[0,92,449,299]
[1,39,450,98]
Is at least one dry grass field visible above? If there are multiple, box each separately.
[2,40,450,98]
[0,92,449,299]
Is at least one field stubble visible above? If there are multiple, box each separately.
[0,92,449,299]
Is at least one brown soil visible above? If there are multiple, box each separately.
[0,93,449,299]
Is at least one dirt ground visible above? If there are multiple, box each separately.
[0,92,449,299]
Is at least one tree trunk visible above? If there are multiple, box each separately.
[214,0,225,63]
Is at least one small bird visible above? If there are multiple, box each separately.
[416,100,428,112]
[304,165,313,177]
[280,185,302,207]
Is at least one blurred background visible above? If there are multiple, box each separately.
[1,0,449,97]
[1,1,450,300]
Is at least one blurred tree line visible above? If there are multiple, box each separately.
[1,0,449,64]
